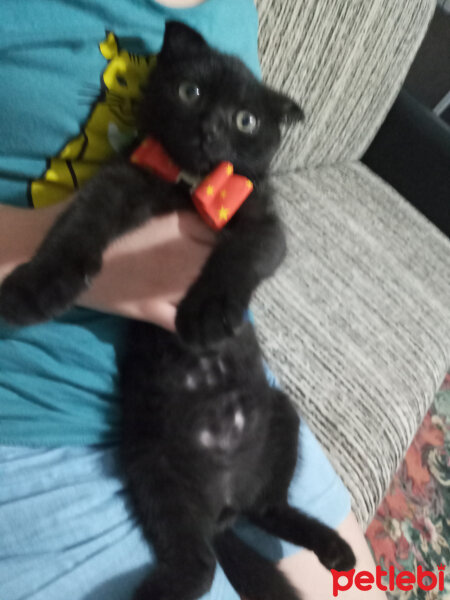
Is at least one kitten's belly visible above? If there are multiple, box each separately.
[206,464,261,526]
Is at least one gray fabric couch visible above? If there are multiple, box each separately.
[253,0,450,527]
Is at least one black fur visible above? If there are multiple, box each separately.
[0,22,355,599]
[0,21,301,348]
[121,322,355,600]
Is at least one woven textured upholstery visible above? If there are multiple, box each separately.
[250,0,446,526]
[256,0,436,170]
[252,163,450,526]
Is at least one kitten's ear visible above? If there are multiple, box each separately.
[266,89,304,124]
[160,21,208,62]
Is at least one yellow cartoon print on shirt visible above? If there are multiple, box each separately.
[30,32,156,208]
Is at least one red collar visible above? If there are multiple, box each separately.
[130,137,253,230]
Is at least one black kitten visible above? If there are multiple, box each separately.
[0,21,303,348]
[0,23,354,600]
[121,321,355,600]
[0,22,356,599]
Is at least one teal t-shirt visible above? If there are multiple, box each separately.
[0,0,260,445]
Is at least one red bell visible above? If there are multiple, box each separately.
[192,162,253,230]
[130,139,253,230]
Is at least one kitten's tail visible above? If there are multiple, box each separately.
[214,530,301,600]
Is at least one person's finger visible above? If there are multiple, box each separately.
[176,210,217,245]
[143,301,176,331]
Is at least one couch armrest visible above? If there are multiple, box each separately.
[252,162,450,525]
[256,0,436,171]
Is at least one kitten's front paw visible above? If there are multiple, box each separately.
[0,261,89,326]
[0,263,47,325]
[176,286,246,349]
[315,532,356,572]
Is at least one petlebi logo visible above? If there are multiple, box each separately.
[331,564,447,597]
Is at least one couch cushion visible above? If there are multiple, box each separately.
[252,162,450,525]
[256,0,435,170]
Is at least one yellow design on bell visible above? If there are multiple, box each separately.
[226,163,233,175]
[206,185,214,196]
[219,206,229,221]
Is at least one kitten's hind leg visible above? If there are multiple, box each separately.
[249,504,356,572]
[133,551,216,600]
[125,470,216,600]
[214,530,301,600]
[131,522,216,600]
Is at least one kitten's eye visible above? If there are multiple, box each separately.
[179,81,201,105]
[235,110,258,134]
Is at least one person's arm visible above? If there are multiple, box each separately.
[0,201,215,331]
[0,201,69,283]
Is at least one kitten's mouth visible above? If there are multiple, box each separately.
[180,147,217,177]
[164,139,222,177]
[195,158,216,176]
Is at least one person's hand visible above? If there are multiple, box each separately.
[0,199,215,331]
[78,209,216,331]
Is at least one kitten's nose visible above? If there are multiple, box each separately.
[202,112,226,142]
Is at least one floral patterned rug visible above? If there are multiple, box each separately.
[365,374,450,599]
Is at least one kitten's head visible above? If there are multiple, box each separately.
[138,21,303,179]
